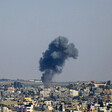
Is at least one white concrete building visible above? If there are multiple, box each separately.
[70,89,78,97]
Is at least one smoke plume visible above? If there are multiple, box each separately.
[39,36,78,84]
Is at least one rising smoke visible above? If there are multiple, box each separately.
[39,36,78,84]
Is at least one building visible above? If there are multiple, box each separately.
[70,89,79,97]
[14,81,22,88]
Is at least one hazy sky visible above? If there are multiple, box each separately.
[0,0,112,81]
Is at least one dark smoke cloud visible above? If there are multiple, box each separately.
[39,36,78,84]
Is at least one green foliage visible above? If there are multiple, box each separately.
[66,84,73,89]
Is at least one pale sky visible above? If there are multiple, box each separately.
[0,0,112,81]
